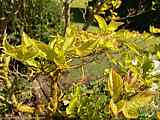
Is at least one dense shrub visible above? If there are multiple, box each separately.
[1,0,160,119]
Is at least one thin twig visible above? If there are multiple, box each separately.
[63,0,70,36]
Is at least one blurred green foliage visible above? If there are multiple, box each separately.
[0,0,63,43]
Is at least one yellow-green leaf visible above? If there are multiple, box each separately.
[112,0,122,9]
[66,85,81,115]
[26,58,40,67]
[54,46,65,64]
[123,90,155,119]
[108,69,123,101]
[126,43,140,55]
[150,26,160,33]
[157,51,160,60]
[97,1,110,14]
[99,39,119,50]
[106,21,122,33]
[75,40,98,57]
[21,32,34,47]
[63,37,74,51]
[48,38,57,49]
[3,35,17,56]
[94,15,107,32]
[110,99,125,117]
[3,33,45,62]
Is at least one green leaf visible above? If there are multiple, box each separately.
[3,32,66,66]
[99,39,119,50]
[112,0,122,9]
[63,37,74,51]
[122,90,155,119]
[94,15,107,32]
[48,38,57,49]
[142,55,153,74]
[110,99,125,117]
[3,37,39,61]
[54,47,65,66]
[108,69,123,101]
[26,58,40,67]
[97,1,110,14]
[21,32,34,47]
[66,85,81,116]
[157,51,160,60]
[3,35,18,57]
[150,26,160,33]
[105,21,122,33]
[34,42,55,62]
[94,15,122,33]
[126,43,140,55]
[21,32,48,59]
[95,95,108,109]
[75,40,98,57]
[3,33,55,66]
